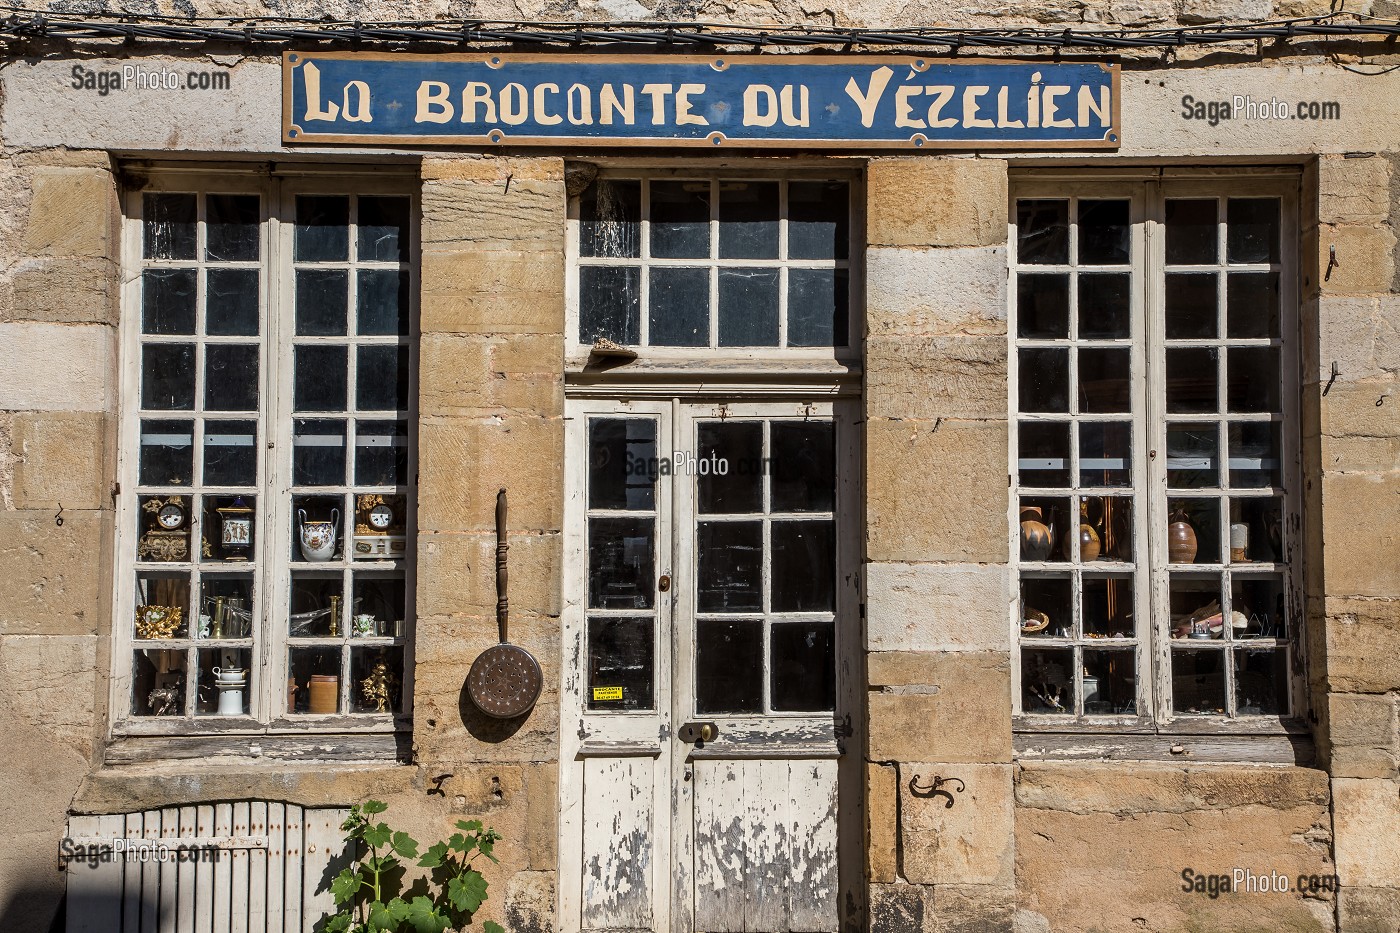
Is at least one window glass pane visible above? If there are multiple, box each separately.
[1019,497,1071,562]
[1168,499,1223,564]
[1018,348,1069,413]
[1082,494,1133,562]
[579,266,641,345]
[205,269,259,336]
[1082,574,1135,637]
[697,422,763,514]
[140,419,194,486]
[1020,574,1071,638]
[1078,348,1130,413]
[788,268,847,347]
[718,181,779,259]
[587,617,654,711]
[1166,424,1219,489]
[132,648,187,716]
[579,179,641,259]
[771,520,834,612]
[355,420,408,486]
[770,621,835,712]
[1171,649,1226,715]
[697,521,762,612]
[135,571,191,640]
[142,269,197,335]
[1235,648,1288,715]
[1077,199,1130,265]
[357,270,409,336]
[1230,497,1285,563]
[1164,273,1217,340]
[1017,422,1070,488]
[288,647,342,713]
[695,620,763,714]
[1227,198,1280,264]
[357,196,410,263]
[350,646,405,714]
[1233,575,1287,637]
[293,418,347,486]
[202,495,257,564]
[143,193,196,260]
[1166,347,1219,414]
[205,194,259,262]
[203,420,257,487]
[142,344,196,411]
[1227,347,1280,413]
[195,646,253,716]
[1164,199,1217,265]
[1017,274,1069,339]
[351,575,407,634]
[718,269,779,347]
[788,181,849,260]
[205,344,259,411]
[771,422,834,513]
[1078,422,1130,487]
[296,269,349,336]
[1228,422,1280,489]
[291,496,343,564]
[295,195,350,261]
[357,346,410,412]
[589,418,657,511]
[1022,647,1073,713]
[588,517,655,610]
[1078,273,1130,340]
[649,267,710,347]
[1016,200,1069,265]
[198,574,254,637]
[1083,648,1136,714]
[1226,271,1279,339]
[294,346,348,412]
[650,180,710,259]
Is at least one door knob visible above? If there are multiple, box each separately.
[678,721,718,744]
[658,574,671,592]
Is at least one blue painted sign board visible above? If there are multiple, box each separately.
[284,53,1119,149]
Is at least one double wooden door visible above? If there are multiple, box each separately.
[560,397,859,933]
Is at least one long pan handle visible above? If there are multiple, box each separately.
[495,487,509,644]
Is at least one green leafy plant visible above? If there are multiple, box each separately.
[325,800,506,933]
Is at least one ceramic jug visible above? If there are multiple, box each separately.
[297,508,340,562]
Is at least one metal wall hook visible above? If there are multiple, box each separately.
[909,773,966,808]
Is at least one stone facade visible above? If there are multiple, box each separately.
[0,8,1398,933]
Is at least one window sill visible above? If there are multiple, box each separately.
[1014,724,1315,766]
[105,727,412,766]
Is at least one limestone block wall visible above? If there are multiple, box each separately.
[1307,152,1400,932]
[0,147,119,928]
[862,156,1018,930]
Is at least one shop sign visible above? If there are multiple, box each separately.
[283,53,1119,149]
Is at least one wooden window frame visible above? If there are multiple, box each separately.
[1008,169,1307,740]
[110,166,419,743]
[564,166,865,371]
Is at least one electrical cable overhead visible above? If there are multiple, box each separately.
[0,7,1399,52]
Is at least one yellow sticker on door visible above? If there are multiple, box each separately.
[592,686,624,701]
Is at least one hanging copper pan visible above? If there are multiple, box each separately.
[466,488,543,719]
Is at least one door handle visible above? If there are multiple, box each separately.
[678,721,718,744]
[658,573,671,593]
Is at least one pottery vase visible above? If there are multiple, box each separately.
[1020,506,1054,561]
[1168,511,1198,563]
[308,674,339,714]
[297,508,340,562]
[1067,521,1102,562]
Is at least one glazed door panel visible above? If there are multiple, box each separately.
[561,398,856,933]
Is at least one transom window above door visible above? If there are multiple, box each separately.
[569,174,855,353]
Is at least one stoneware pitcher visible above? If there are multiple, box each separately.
[297,508,339,562]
